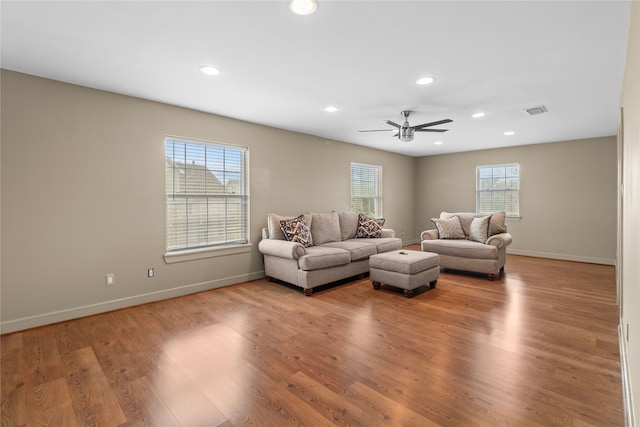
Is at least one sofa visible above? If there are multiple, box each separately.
[421,211,513,280]
[258,211,402,295]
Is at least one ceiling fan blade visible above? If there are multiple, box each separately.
[413,119,453,129]
[385,120,401,128]
[359,129,394,132]
[415,128,449,132]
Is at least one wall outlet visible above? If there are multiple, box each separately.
[148,268,155,278]
[626,322,630,342]
[105,273,115,286]
[401,230,405,237]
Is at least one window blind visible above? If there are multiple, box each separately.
[351,162,382,217]
[476,163,520,216]
[165,137,248,252]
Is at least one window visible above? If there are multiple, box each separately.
[351,162,382,217]
[165,137,248,252]
[476,163,520,216]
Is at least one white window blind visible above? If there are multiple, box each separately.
[351,162,382,217]
[476,163,520,216]
[165,137,248,252]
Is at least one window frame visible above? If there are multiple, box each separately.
[350,162,383,217]
[476,163,520,218]
[164,136,250,262]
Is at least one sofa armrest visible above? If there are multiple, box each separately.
[258,239,306,260]
[486,232,513,249]
[421,229,438,241]
[381,228,396,238]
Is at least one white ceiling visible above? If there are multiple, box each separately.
[0,1,631,157]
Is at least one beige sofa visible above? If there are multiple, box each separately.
[421,211,513,280]
[259,211,402,295]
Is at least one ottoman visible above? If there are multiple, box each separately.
[369,250,440,297]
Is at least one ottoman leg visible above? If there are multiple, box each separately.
[403,289,414,298]
[429,280,437,289]
[372,281,381,290]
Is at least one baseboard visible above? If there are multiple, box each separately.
[402,238,419,246]
[0,271,265,334]
[619,324,637,427]
[507,248,615,266]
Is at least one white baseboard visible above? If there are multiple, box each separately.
[0,271,265,334]
[507,248,615,266]
[620,324,636,427]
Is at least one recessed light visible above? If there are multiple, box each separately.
[472,112,486,118]
[434,141,444,145]
[415,76,435,85]
[200,66,221,76]
[324,106,338,113]
[290,0,317,15]
[504,131,515,136]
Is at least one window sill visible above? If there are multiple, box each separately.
[506,215,522,221]
[164,243,253,264]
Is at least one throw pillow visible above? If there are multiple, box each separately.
[469,215,491,243]
[355,213,385,238]
[280,215,313,247]
[268,213,312,240]
[431,216,465,239]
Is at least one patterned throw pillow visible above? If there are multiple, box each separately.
[431,216,465,239]
[469,215,491,243]
[280,215,313,247]
[355,213,385,238]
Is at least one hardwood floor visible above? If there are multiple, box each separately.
[1,253,623,426]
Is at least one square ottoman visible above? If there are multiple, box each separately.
[369,250,440,297]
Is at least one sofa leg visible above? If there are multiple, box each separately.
[372,281,381,290]
[487,274,496,281]
[303,288,313,296]
[403,289,415,298]
[429,280,437,289]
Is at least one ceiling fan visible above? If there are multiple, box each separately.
[359,111,452,142]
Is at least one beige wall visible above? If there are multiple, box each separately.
[620,0,640,423]
[0,70,416,332]
[415,137,618,265]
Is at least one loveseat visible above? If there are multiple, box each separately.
[259,211,402,295]
[421,211,513,280]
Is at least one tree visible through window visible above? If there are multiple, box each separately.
[165,137,248,252]
[351,162,382,217]
[476,163,520,216]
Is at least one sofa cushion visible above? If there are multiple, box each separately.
[432,216,465,239]
[367,237,403,253]
[422,239,498,259]
[355,213,385,238]
[338,211,359,240]
[280,215,313,248]
[322,240,378,261]
[268,213,312,240]
[298,246,350,271]
[311,212,342,245]
[469,215,490,243]
[489,211,507,236]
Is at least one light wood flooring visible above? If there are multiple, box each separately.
[1,252,624,426]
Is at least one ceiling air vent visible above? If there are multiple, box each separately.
[524,105,548,116]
